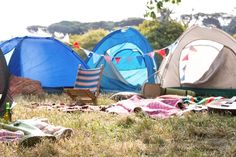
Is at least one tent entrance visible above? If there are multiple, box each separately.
[179,40,223,84]
[109,44,148,86]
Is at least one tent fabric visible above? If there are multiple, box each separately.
[86,27,156,92]
[0,49,10,116]
[0,36,88,88]
[179,40,223,83]
[159,25,236,91]
[94,58,138,92]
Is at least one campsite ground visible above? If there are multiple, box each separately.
[1,94,236,157]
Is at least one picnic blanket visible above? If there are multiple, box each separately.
[31,103,107,113]
[30,95,224,119]
[105,95,225,118]
[0,129,24,142]
[106,95,184,119]
[0,118,73,146]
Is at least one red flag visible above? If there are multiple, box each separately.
[115,57,121,64]
[182,54,189,61]
[189,45,197,52]
[73,41,80,49]
[156,49,166,58]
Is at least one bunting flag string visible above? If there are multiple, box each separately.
[180,46,196,81]
[148,52,155,58]
[182,54,189,61]
[179,45,197,82]
[71,41,170,64]
[90,50,157,60]
[90,50,156,64]
[182,64,187,71]
[156,49,166,58]
[94,51,157,65]
[81,48,92,57]
[180,74,185,81]
[115,57,121,64]
[189,45,197,52]
[73,41,80,49]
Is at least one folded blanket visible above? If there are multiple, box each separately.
[0,129,24,142]
[106,95,183,119]
[0,118,73,146]
[13,118,73,140]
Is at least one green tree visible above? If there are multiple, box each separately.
[70,29,109,59]
[138,20,185,49]
[145,0,181,20]
[138,20,184,67]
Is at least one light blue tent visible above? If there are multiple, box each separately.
[0,36,88,89]
[86,27,156,92]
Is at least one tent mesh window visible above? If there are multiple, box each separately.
[179,40,223,84]
[109,44,148,86]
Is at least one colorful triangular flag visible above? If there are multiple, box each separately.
[189,45,197,52]
[81,48,91,57]
[115,57,121,64]
[60,34,70,44]
[156,49,166,58]
[73,41,80,49]
[182,54,189,61]
[181,74,185,81]
[182,64,187,71]
[136,56,143,65]
[148,52,155,58]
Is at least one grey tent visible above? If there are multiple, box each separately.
[158,25,236,96]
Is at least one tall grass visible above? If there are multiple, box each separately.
[0,94,236,156]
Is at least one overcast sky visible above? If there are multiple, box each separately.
[0,0,235,40]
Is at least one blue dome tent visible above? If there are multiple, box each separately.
[86,27,156,92]
[0,36,88,89]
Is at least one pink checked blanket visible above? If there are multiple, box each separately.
[0,129,24,142]
[106,95,183,119]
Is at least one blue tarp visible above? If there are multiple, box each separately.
[86,27,156,92]
[0,36,88,88]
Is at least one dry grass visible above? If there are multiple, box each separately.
[0,93,236,157]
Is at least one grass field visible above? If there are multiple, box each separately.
[0,94,236,157]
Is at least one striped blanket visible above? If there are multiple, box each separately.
[0,129,24,142]
[0,118,73,144]
[106,95,183,119]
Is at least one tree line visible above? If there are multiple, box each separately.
[27,18,144,35]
